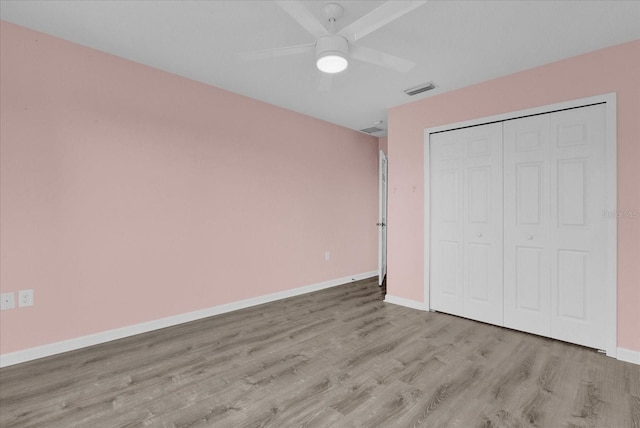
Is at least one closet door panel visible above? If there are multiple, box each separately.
[430,132,465,317]
[503,115,551,336]
[430,123,503,323]
[515,246,544,311]
[549,104,608,350]
[462,124,503,325]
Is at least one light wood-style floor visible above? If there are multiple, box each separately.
[1,277,638,427]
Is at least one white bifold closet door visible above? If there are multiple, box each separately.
[504,104,608,350]
[430,103,609,351]
[503,114,552,337]
[430,123,503,326]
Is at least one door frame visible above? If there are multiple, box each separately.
[423,93,617,357]
[379,150,388,286]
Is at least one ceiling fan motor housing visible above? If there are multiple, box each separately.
[316,35,349,73]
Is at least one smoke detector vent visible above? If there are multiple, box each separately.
[360,126,385,134]
[404,82,436,96]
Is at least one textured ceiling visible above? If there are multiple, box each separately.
[1,0,639,136]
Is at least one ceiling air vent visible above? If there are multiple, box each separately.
[360,126,385,134]
[404,82,436,96]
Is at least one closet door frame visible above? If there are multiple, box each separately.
[423,93,617,358]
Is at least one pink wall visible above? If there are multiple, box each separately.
[387,40,640,352]
[0,22,378,354]
[378,136,388,156]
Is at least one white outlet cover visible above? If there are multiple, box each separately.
[1,292,15,310]
[18,289,34,307]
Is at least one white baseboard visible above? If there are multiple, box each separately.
[384,294,428,311]
[0,271,377,368]
[617,347,640,365]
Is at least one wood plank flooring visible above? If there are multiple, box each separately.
[1,277,638,427]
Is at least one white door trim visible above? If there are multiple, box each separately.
[423,93,617,357]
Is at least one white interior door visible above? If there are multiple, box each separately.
[378,151,388,286]
[430,123,503,323]
[549,104,608,350]
[430,130,464,316]
[462,124,504,326]
[425,95,616,356]
[504,104,608,350]
[503,114,552,336]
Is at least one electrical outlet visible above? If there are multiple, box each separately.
[1,292,15,310]
[325,251,331,261]
[18,289,33,307]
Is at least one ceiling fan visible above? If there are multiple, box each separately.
[239,1,427,77]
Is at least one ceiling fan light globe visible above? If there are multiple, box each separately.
[316,35,349,74]
[317,54,348,73]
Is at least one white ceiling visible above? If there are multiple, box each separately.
[1,1,639,136]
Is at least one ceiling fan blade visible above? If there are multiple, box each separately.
[317,73,333,92]
[350,44,415,73]
[275,0,328,39]
[338,1,427,42]
[238,43,314,61]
